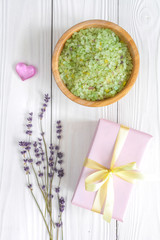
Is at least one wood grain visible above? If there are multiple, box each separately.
[52,20,139,107]
[117,0,160,239]
[1,0,160,240]
[0,0,52,240]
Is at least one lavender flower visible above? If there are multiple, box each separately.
[33,142,37,147]
[34,148,39,153]
[25,146,31,151]
[19,141,24,147]
[49,156,53,162]
[19,141,31,147]
[28,158,33,163]
[28,184,33,189]
[55,222,62,228]
[38,143,45,163]
[48,172,53,178]
[40,152,45,161]
[57,168,64,178]
[26,130,32,135]
[44,94,50,103]
[49,162,54,167]
[21,150,26,155]
[56,121,62,139]
[25,113,33,135]
[26,124,32,128]
[53,167,58,173]
[55,187,60,193]
[36,161,42,166]
[58,160,63,165]
[56,125,62,129]
[38,172,43,177]
[57,152,63,158]
[59,196,65,205]
[48,194,53,199]
[59,197,65,212]
[55,146,59,151]
[24,166,29,172]
[19,94,65,239]
[49,144,54,150]
[27,117,32,122]
[60,205,65,213]
[39,94,50,119]
[33,144,41,158]
[39,113,43,119]
[56,129,62,134]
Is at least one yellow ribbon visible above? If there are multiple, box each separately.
[84,125,144,222]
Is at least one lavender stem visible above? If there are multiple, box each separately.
[61,225,63,240]
[30,189,52,239]
[32,162,55,228]
[28,151,46,201]
[57,228,59,240]
[40,117,55,234]
[40,119,49,195]
[28,151,55,228]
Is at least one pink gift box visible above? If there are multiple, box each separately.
[72,119,152,221]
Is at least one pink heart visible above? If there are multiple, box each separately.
[16,63,36,80]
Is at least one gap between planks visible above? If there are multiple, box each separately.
[116,0,119,239]
[51,0,53,143]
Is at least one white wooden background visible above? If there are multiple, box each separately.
[0,0,160,239]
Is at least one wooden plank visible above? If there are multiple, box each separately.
[117,0,160,239]
[52,0,118,239]
[0,0,52,239]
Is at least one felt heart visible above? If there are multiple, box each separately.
[16,63,36,80]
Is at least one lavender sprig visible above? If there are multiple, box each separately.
[39,96,50,198]
[54,121,65,239]
[19,94,65,240]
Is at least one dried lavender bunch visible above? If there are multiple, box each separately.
[19,94,65,240]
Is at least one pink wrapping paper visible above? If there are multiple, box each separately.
[72,119,152,221]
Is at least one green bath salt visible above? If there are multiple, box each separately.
[58,28,133,101]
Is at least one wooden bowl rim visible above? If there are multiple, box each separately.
[52,19,140,107]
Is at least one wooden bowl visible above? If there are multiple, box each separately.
[52,20,139,107]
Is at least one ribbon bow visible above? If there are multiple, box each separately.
[84,125,144,222]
